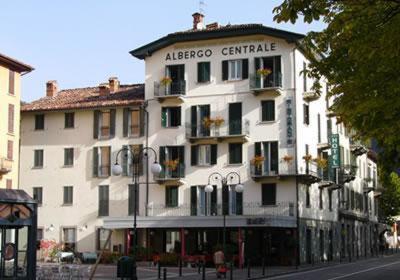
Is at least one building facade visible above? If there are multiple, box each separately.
[0,53,33,189]
[20,14,382,265]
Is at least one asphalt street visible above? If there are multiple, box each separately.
[267,254,400,280]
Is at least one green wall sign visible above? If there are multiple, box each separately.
[329,134,340,168]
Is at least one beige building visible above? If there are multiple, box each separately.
[0,53,33,189]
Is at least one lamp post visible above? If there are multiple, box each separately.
[112,146,162,280]
[205,172,243,264]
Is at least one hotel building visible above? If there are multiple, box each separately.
[20,14,382,265]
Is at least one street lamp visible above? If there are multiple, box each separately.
[206,172,243,264]
[113,146,162,280]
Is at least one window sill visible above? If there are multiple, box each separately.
[32,166,43,170]
[260,204,278,207]
[62,204,73,207]
[224,78,245,83]
[64,127,75,130]
[8,93,15,97]
[196,81,212,85]
[96,175,110,178]
[34,129,45,131]
[194,164,213,167]
[257,120,276,125]
[62,165,74,168]
[162,126,181,129]
[226,163,243,166]
[126,134,142,139]
[165,205,179,209]
[7,132,15,137]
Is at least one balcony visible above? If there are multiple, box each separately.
[186,119,250,144]
[350,139,368,156]
[153,80,186,103]
[338,164,358,184]
[302,91,321,102]
[250,161,321,184]
[363,178,374,193]
[317,167,336,188]
[317,142,331,151]
[155,163,185,185]
[146,201,295,218]
[249,73,283,96]
[0,158,12,177]
[326,109,336,118]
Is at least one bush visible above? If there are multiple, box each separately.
[100,251,121,264]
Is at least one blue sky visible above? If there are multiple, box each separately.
[1,0,324,102]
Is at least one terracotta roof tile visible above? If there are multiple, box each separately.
[22,84,144,112]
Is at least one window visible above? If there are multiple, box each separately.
[8,104,14,133]
[191,185,218,216]
[98,185,109,216]
[254,142,278,175]
[96,228,111,251]
[33,187,43,205]
[261,183,276,205]
[161,107,181,127]
[319,188,323,209]
[93,110,115,139]
[123,108,143,137]
[222,59,248,81]
[9,70,15,95]
[6,179,12,189]
[191,144,217,166]
[35,114,45,130]
[254,56,282,88]
[190,105,210,137]
[261,100,275,121]
[63,186,73,205]
[166,186,178,207]
[164,64,185,96]
[229,143,242,164]
[7,140,13,160]
[128,184,139,215]
[34,149,44,168]
[159,146,185,178]
[198,62,210,83]
[64,148,74,166]
[65,112,75,128]
[93,147,111,177]
[306,185,310,208]
[303,104,309,125]
[62,228,76,252]
[37,228,43,249]
[122,145,144,176]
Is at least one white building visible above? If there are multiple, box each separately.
[20,13,381,265]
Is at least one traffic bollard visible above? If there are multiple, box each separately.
[247,259,251,279]
[158,262,161,279]
[179,258,182,277]
[163,268,167,280]
[202,263,206,280]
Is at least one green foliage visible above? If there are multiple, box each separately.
[379,172,400,223]
[273,0,400,172]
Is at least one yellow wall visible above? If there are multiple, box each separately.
[0,64,21,189]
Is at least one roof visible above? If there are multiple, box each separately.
[130,24,305,59]
[0,52,34,73]
[22,84,144,112]
[0,189,36,204]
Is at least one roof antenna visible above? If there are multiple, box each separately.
[199,0,206,16]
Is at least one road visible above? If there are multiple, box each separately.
[268,254,400,280]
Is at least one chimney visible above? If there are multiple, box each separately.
[108,77,120,93]
[46,80,58,97]
[192,12,204,30]
[99,83,110,96]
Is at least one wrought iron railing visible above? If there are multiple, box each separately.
[155,163,185,180]
[249,72,282,91]
[186,119,250,138]
[154,80,186,97]
[146,201,295,217]
[250,161,319,178]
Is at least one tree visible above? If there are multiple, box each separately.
[273,0,400,170]
[379,172,400,224]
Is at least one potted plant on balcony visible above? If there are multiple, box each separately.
[282,155,294,164]
[302,154,312,163]
[313,157,328,169]
[164,159,179,171]
[202,117,214,129]
[160,76,172,86]
[251,155,265,175]
[256,68,272,78]
[213,116,225,136]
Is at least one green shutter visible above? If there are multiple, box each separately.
[191,106,197,137]
[242,59,249,79]
[204,62,210,82]
[123,108,129,137]
[191,145,198,166]
[190,186,197,216]
[161,108,167,128]
[140,108,145,137]
[197,62,203,83]
[93,111,100,139]
[222,60,228,81]
[110,109,116,138]
[159,147,166,178]
[210,144,217,165]
[93,147,99,177]
[267,101,275,121]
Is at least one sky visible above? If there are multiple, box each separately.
[1,0,325,102]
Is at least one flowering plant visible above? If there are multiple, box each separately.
[202,117,214,128]
[213,116,225,127]
[302,154,313,162]
[313,157,328,169]
[256,68,272,77]
[160,76,172,86]
[40,239,63,262]
[164,159,179,171]
[251,155,265,167]
[282,155,294,163]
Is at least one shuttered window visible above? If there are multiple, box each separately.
[94,110,115,139]
[33,187,43,205]
[261,100,275,121]
[166,186,178,207]
[191,144,217,166]
[35,114,45,130]
[98,185,109,216]
[261,183,276,205]
[222,59,248,81]
[7,140,13,160]
[63,186,73,205]
[64,113,75,128]
[9,70,15,95]
[161,107,181,127]
[229,143,242,164]
[8,104,14,133]
[197,62,210,83]
[123,108,144,137]
[96,228,111,251]
[34,149,44,168]
[64,148,74,166]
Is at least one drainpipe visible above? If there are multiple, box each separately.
[144,100,149,217]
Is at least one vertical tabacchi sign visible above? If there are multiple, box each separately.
[329,134,340,168]
[286,98,294,146]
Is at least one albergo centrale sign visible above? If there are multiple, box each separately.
[165,42,277,61]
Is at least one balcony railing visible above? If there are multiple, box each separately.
[302,91,321,101]
[249,73,282,94]
[349,138,368,156]
[155,163,185,181]
[154,80,186,98]
[186,119,250,142]
[317,167,336,187]
[338,164,358,184]
[146,201,295,217]
[0,157,12,175]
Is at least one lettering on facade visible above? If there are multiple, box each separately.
[286,98,294,146]
[165,43,277,61]
[329,134,340,168]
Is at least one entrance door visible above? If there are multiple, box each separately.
[229,103,242,135]
[306,229,312,264]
